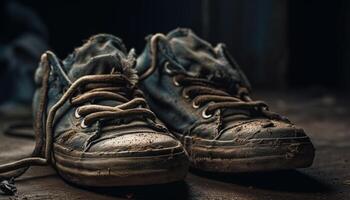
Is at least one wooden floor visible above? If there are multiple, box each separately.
[0,90,349,200]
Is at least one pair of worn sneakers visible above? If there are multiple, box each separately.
[0,28,315,187]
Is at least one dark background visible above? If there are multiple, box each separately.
[1,1,350,199]
[1,0,350,91]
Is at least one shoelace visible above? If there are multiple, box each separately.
[170,73,269,119]
[70,74,156,128]
[139,34,287,124]
[0,54,163,194]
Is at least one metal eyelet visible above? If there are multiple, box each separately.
[74,108,81,118]
[202,108,213,119]
[172,76,181,87]
[80,118,88,129]
[192,101,200,109]
[164,62,173,75]
[182,90,189,99]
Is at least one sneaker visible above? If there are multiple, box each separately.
[0,34,188,187]
[136,28,315,172]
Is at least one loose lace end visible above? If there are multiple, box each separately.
[0,178,17,195]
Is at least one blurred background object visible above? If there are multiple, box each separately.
[0,0,48,116]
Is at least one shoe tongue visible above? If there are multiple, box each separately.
[63,34,137,84]
[60,34,138,107]
[165,28,245,91]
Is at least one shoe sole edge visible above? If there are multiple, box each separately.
[176,134,315,172]
[52,144,189,186]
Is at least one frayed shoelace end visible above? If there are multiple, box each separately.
[0,178,17,195]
